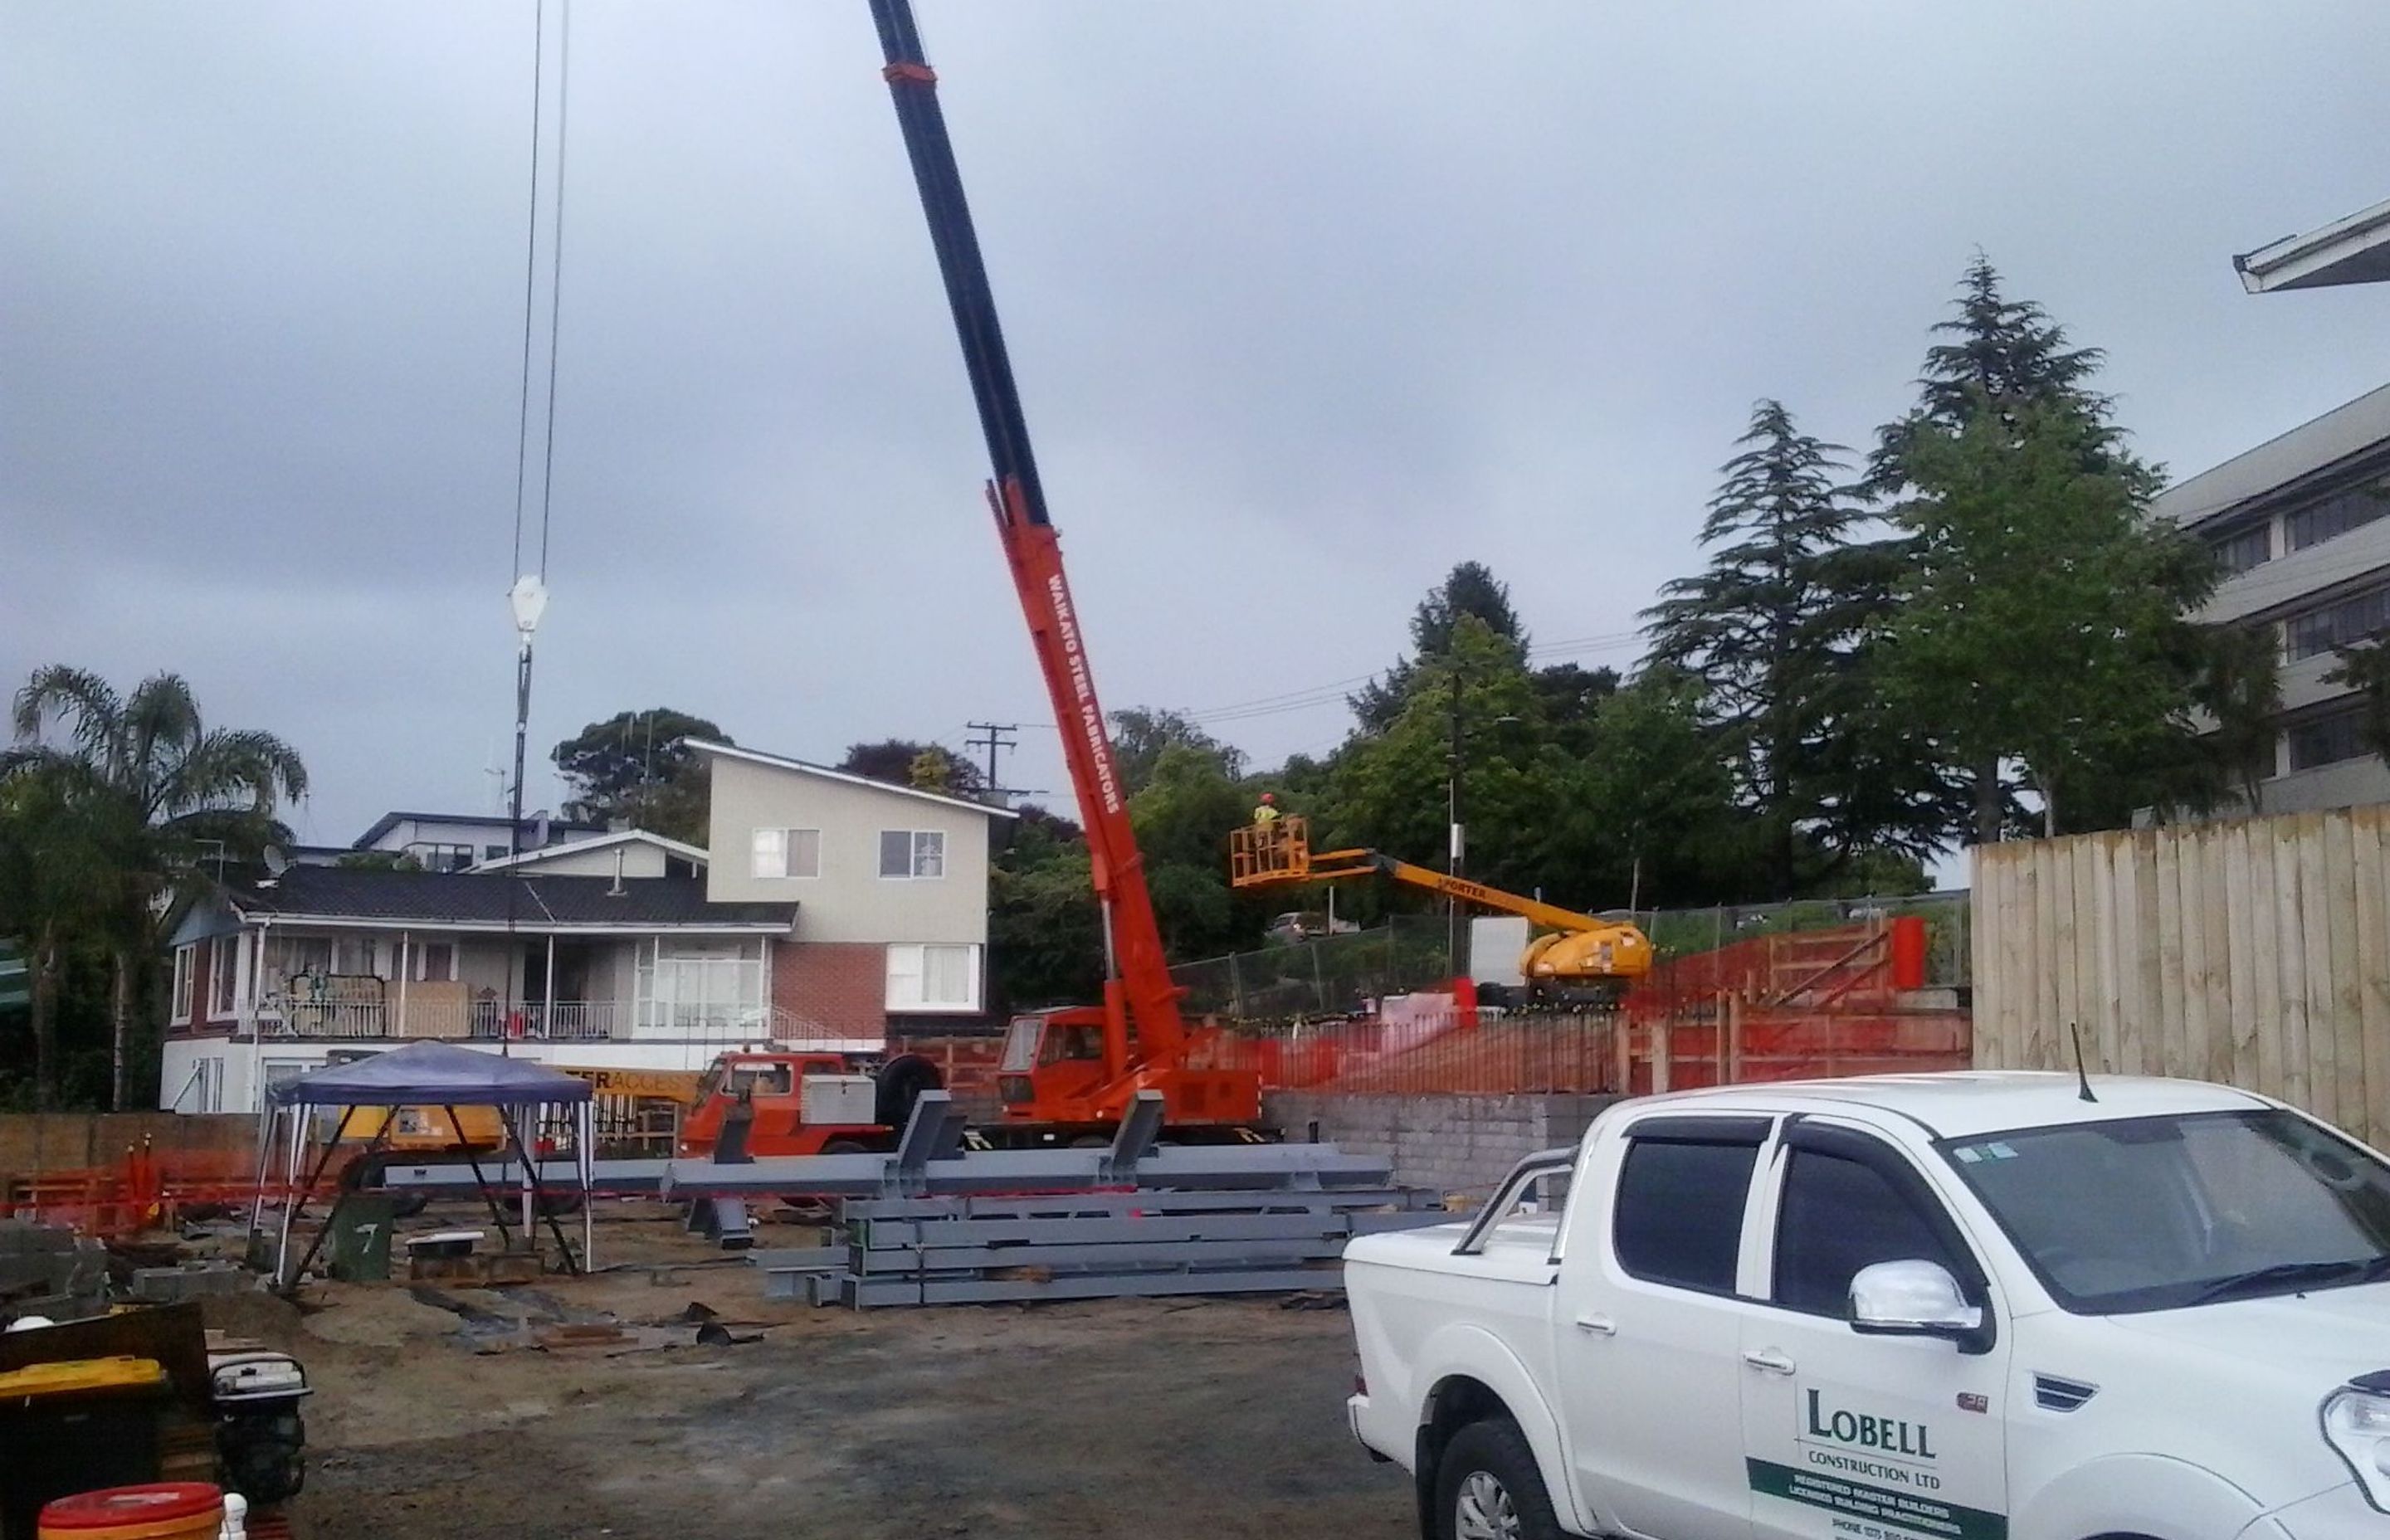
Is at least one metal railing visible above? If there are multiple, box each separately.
[259,998,633,1041]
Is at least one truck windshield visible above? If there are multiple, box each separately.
[1000,1016,1044,1074]
[1940,1109,2390,1314]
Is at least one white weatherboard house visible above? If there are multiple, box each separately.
[158,753,1012,1114]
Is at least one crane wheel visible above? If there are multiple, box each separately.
[874,1053,946,1129]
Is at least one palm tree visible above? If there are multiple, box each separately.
[9,668,307,1109]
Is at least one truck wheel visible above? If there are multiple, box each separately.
[1436,1420,1560,1540]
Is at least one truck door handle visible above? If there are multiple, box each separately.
[1573,1314,1617,1337]
[1742,1348,1797,1376]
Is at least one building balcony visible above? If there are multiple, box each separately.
[250,996,796,1045]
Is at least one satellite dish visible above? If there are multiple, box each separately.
[263,846,290,877]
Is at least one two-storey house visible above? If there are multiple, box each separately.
[155,747,1012,1114]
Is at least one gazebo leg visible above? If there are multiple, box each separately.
[444,1104,515,1249]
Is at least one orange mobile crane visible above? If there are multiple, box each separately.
[867,2,1259,1139]
[1231,817,1655,1006]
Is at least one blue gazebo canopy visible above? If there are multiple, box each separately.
[271,1040,592,1107]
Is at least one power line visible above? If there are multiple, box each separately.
[534,0,572,580]
[507,0,546,581]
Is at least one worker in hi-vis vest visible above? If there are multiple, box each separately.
[1251,792,1281,825]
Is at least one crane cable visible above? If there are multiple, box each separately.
[510,0,571,586]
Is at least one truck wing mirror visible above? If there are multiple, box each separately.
[1849,1260,1987,1349]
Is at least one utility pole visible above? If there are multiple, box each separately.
[964,721,1019,804]
[1446,670,1464,973]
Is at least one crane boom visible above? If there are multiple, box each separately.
[869,0,1188,1070]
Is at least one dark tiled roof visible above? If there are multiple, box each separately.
[223,867,793,929]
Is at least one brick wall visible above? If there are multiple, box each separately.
[773,942,889,1036]
[1264,1091,1620,1200]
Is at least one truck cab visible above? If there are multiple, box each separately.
[1344,1072,2390,1540]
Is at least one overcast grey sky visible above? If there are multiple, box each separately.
[7,1,2390,850]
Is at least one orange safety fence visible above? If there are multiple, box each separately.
[5,1141,287,1239]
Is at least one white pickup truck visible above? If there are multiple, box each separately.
[1344,1072,2390,1540]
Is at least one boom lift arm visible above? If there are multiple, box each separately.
[1232,819,1654,992]
[868,2,1188,1076]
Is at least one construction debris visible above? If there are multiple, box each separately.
[0,1219,110,1323]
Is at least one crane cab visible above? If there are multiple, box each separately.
[995,1009,1107,1114]
[995,1008,1261,1133]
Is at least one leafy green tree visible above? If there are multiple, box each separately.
[2202,627,2285,809]
[1870,256,2164,842]
[907,747,974,797]
[839,739,985,796]
[986,807,1102,1011]
[1885,395,2211,837]
[1111,708,1244,796]
[1351,562,1529,731]
[0,767,120,1108]
[10,667,306,1109]
[1323,619,1549,894]
[1562,665,1749,907]
[1530,662,1618,758]
[1646,400,1949,896]
[2326,638,2390,767]
[552,708,727,845]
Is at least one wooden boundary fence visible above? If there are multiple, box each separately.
[1972,806,2390,1148]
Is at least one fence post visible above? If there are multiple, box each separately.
[1651,1015,1672,1094]
[1725,991,1743,1084]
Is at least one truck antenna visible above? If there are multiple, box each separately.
[2069,1023,2098,1103]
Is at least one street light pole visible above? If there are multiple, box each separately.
[502,576,549,1057]
[1446,670,1464,972]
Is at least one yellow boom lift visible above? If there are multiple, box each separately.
[1229,817,1654,1005]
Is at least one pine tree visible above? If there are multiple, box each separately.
[1645,402,1944,898]
[1871,256,2173,842]
[1351,563,1529,731]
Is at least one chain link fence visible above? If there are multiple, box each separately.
[1172,891,1969,1027]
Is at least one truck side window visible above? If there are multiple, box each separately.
[1773,1147,1962,1317]
[1613,1138,1760,1294]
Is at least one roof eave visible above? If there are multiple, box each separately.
[2236,197,2390,295]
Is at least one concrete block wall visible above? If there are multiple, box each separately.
[1265,1092,1620,1200]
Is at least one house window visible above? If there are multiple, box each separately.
[2212,522,2271,578]
[180,1055,225,1113]
[412,942,456,982]
[334,936,383,977]
[879,830,946,880]
[2285,484,2388,553]
[885,943,979,1011]
[751,827,821,880]
[484,844,509,862]
[171,946,196,1023]
[2287,707,2372,772]
[210,936,241,1017]
[2286,585,2390,660]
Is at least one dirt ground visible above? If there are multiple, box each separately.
[212,1205,1413,1539]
